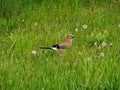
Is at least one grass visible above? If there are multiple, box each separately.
[0,0,120,90]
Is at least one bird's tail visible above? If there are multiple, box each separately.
[40,46,52,49]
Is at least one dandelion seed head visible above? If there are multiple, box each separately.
[82,24,88,29]
[32,50,36,55]
[102,41,107,47]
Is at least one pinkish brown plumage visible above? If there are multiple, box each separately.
[40,34,74,50]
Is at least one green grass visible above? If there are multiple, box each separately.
[0,0,120,90]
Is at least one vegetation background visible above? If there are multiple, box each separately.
[0,0,120,90]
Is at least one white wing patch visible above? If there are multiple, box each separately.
[51,47,58,50]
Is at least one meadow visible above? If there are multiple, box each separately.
[0,0,120,90]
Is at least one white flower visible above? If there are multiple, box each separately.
[32,50,36,55]
[100,52,104,57]
[34,22,38,26]
[75,28,79,32]
[82,24,88,29]
[102,41,107,47]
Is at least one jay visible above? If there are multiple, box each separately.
[40,34,74,50]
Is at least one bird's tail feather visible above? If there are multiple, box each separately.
[40,46,52,49]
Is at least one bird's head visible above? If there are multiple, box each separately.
[64,34,74,42]
[67,34,74,39]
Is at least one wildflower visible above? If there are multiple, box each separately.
[100,52,104,57]
[34,22,38,26]
[82,24,88,29]
[32,50,36,55]
[75,28,79,32]
[102,41,107,47]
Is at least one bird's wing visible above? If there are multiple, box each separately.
[51,44,66,49]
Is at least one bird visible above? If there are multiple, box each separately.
[40,34,74,51]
